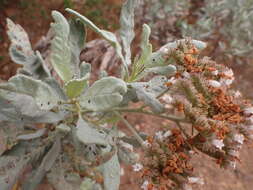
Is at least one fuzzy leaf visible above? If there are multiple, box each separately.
[0,75,60,110]
[80,178,102,190]
[76,116,108,145]
[0,156,29,190]
[132,85,164,113]
[80,77,127,111]
[66,9,127,69]
[17,129,46,140]
[51,11,73,82]
[137,24,152,66]
[65,75,89,99]
[0,93,66,124]
[69,19,86,70]
[6,18,34,65]
[6,19,51,79]
[23,137,61,190]
[144,65,176,76]
[120,0,135,65]
[102,153,120,190]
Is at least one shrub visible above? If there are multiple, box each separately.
[0,0,252,190]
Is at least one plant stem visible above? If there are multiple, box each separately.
[114,111,145,148]
[114,108,186,123]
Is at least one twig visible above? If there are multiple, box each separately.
[114,111,146,148]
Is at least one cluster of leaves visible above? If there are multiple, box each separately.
[0,1,252,190]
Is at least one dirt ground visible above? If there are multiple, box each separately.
[1,1,253,190]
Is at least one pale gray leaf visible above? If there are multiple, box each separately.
[102,153,120,190]
[23,137,61,190]
[17,128,46,140]
[132,85,164,113]
[51,11,73,82]
[0,75,60,110]
[120,0,136,65]
[80,77,127,111]
[66,9,128,72]
[76,116,108,145]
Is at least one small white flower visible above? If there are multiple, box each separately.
[119,140,133,151]
[244,107,253,116]
[163,130,172,138]
[211,70,218,75]
[234,91,241,98]
[188,177,204,185]
[132,163,143,172]
[229,161,236,169]
[224,69,234,77]
[141,180,149,190]
[162,94,173,104]
[208,80,221,88]
[234,134,244,144]
[167,77,177,84]
[155,131,164,140]
[182,71,190,78]
[142,140,151,148]
[220,69,234,86]
[212,139,224,150]
[120,167,125,176]
[228,150,239,157]
[222,79,233,86]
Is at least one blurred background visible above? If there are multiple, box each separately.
[1,0,253,189]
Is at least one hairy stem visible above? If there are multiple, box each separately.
[114,111,146,148]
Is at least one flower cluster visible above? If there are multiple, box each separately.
[163,40,253,169]
[139,129,202,190]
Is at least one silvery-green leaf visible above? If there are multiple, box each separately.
[17,128,46,140]
[47,165,81,190]
[6,19,50,79]
[147,50,167,67]
[23,137,61,190]
[56,124,71,133]
[101,153,120,190]
[69,19,86,72]
[64,75,89,99]
[120,0,136,65]
[80,61,91,78]
[80,77,127,111]
[6,18,34,65]
[135,65,176,81]
[66,9,128,74]
[80,178,102,190]
[51,11,73,82]
[44,78,68,101]
[118,146,138,164]
[76,116,108,145]
[144,65,176,76]
[137,24,152,66]
[132,85,164,113]
[0,75,60,110]
[0,156,29,190]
